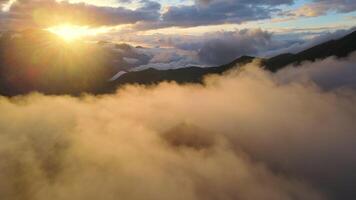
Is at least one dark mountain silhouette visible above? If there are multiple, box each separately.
[263,30,356,71]
[109,30,356,89]
[109,56,254,86]
[0,29,355,96]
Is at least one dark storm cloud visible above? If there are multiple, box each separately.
[1,0,161,29]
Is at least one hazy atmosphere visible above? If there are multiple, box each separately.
[0,0,355,200]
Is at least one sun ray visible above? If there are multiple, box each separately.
[46,24,109,41]
[1,0,17,12]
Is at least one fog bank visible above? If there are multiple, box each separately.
[1,54,356,200]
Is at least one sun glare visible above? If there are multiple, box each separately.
[1,0,16,12]
[46,24,107,41]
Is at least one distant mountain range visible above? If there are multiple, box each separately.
[0,30,355,96]
[109,30,356,90]
[108,56,255,87]
[263,30,356,71]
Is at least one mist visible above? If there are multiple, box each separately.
[0,54,356,200]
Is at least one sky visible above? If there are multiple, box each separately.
[0,0,355,67]
[1,0,355,32]
[1,1,356,200]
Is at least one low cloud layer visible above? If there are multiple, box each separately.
[276,53,356,90]
[1,53,356,200]
[196,29,271,65]
[112,28,355,68]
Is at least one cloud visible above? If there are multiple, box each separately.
[263,27,356,57]
[276,52,356,90]
[135,0,293,29]
[95,28,356,69]
[1,0,161,29]
[283,0,356,18]
[124,28,350,67]
[104,42,152,69]
[0,54,356,200]
[194,0,294,6]
[196,29,271,65]
[313,0,356,14]
[2,0,354,33]
[1,0,354,32]
[100,42,199,71]
[115,29,273,66]
[1,26,353,80]
[132,47,200,70]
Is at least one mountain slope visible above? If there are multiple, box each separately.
[263,30,356,71]
[112,30,356,88]
[0,30,355,96]
[109,56,254,87]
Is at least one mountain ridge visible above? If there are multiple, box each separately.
[263,30,356,71]
[109,30,356,89]
[0,30,355,96]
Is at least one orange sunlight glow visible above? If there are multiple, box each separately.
[1,0,17,12]
[46,24,109,41]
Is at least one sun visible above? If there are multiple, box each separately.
[46,24,103,41]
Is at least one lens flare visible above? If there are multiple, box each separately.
[1,0,17,12]
[46,24,107,41]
